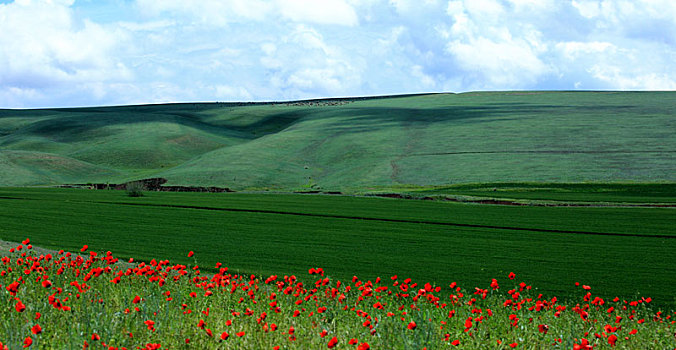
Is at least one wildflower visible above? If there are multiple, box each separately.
[328,336,338,348]
[31,324,42,335]
[15,300,26,313]
[358,343,370,350]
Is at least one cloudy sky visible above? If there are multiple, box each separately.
[1,0,675,108]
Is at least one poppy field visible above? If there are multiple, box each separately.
[1,238,675,349]
[0,188,675,310]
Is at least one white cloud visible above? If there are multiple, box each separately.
[0,0,130,107]
[277,0,358,26]
[136,0,358,26]
[135,0,273,24]
[1,0,674,108]
[261,24,364,98]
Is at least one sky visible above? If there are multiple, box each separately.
[0,0,675,108]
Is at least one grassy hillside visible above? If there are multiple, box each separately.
[1,92,675,189]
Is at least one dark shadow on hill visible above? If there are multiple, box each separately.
[0,101,649,145]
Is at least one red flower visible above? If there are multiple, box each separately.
[188,251,194,257]
[23,337,32,348]
[41,280,52,288]
[608,334,618,346]
[509,343,518,348]
[451,340,460,346]
[220,332,229,340]
[133,295,141,304]
[357,343,370,350]
[348,338,358,345]
[508,272,516,280]
[91,333,100,341]
[31,324,42,335]
[15,300,26,313]
[407,321,417,330]
[236,332,245,337]
[81,245,88,252]
[327,336,338,348]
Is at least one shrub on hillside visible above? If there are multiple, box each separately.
[126,181,145,197]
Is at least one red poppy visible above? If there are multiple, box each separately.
[327,336,338,348]
[188,251,194,257]
[23,337,32,348]
[357,343,370,350]
[451,340,460,346]
[81,245,88,252]
[407,321,416,330]
[220,332,229,340]
[490,279,499,290]
[608,334,618,346]
[508,272,516,280]
[31,324,42,335]
[15,300,26,313]
[236,331,245,337]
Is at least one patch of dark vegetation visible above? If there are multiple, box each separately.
[60,178,235,193]
[293,190,343,195]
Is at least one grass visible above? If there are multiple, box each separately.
[392,183,676,203]
[1,240,673,349]
[1,92,675,190]
[0,188,674,310]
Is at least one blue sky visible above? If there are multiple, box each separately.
[1,0,674,108]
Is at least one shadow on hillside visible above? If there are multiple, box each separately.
[2,102,641,142]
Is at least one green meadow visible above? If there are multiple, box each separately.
[1,188,674,308]
[1,92,675,348]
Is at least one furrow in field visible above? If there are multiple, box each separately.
[92,200,676,239]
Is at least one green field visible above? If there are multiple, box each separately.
[1,91,675,190]
[394,183,676,204]
[1,188,674,309]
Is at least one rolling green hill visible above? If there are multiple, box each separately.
[1,92,675,190]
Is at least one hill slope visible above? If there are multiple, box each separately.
[1,92,674,190]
